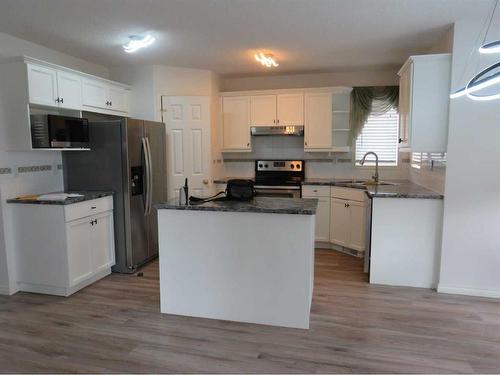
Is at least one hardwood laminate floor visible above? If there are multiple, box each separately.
[1,250,499,373]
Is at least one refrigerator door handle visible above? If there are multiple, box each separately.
[141,137,150,216]
[145,137,153,215]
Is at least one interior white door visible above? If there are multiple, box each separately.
[66,217,93,286]
[304,92,333,150]
[330,198,349,247]
[348,201,367,252]
[27,64,58,107]
[163,96,211,200]
[57,71,82,110]
[90,211,115,273]
[251,95,276,126]
[222,96,251,150]
[277,93,304,126]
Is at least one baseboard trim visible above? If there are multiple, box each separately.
[0,285,12,295]
[438,285,500,299]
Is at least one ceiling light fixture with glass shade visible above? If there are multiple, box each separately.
[450,0,500,101]
[254,52,279,68]
[123,34,155,53]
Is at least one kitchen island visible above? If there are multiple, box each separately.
[155,197,317,329]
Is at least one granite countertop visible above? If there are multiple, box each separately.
[303,179,443,199]
[7,191,113,205]
[155,197,318,215]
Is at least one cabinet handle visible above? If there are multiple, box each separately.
[277,119,280,124]
[305,141,308,146]
[247,142,250,147]
[109,101,112,106]
[399,138,403,144]
[273,119,276,124]
[91,206,97,209]
[60,97,64,103]
[55,97,60,103]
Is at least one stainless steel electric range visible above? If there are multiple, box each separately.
[254,160,304,198]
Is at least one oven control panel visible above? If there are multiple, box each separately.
[256,160,302,171]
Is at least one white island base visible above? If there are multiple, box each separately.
[158,208,315,329]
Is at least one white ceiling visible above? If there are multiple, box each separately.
[0,0,492,76]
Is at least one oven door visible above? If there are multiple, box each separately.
[254,185,301,198]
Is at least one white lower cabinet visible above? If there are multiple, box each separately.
[11,196,115,296]
[303,185,369,253]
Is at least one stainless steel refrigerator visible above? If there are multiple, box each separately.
[62,112,167,273]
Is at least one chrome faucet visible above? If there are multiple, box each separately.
[359,152,379,184]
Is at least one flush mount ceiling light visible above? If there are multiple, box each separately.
[451,0,500,101]
[123,34,155,53]
[254,52,279,68]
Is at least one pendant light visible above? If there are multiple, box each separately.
[450,0,500,101]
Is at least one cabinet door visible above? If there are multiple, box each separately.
[398,63,412,148]
[66,217,93,286]
[57,71,82,110]
[251,95,276,126]
[315,196,331,242]
[27,64,58,107]
[108,85,129,113]
[348,201,367,252]
[90,211,115,273]
[304,92,332,150]
[82,78,108,109]
[330,198,349,247]
[277,93,303,126]
[222,96,251,150]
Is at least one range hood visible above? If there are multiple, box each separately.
[250,125,304,136]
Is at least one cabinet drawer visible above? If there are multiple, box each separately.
[330,187,367,202]
[64,196,113,222]
[302,185,331,197]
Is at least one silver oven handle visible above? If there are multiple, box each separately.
[145,137,153,215]
[141,137,151,216]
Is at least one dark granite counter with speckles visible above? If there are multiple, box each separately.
[303,179,443,199]
[155,197,318,215]
[7,191,113,205]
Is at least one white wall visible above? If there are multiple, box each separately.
[438,19,500,298]
[0,32,109,294]
[221,68,399,91]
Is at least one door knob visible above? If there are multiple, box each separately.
[203,179,209,185]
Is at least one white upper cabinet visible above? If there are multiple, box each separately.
[82,78,108,109]
[276,93,304,126]
[398,53,452,152]
[108,85,129,113]
[251,95,276,126]
[222,96,251,151]
[304,91,332,150]
[82,78,130,113]
[27,64,58,107]
[56,71,82,110]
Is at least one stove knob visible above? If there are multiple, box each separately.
[264,164,269,168]
[258,163,263,168]
[290,164,294,169]
[296,164,301,170]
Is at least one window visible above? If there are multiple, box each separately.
[355,106,399,167]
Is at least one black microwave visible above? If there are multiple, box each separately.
[30,114,90,149]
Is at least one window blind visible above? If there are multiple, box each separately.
[411,152,422,169]
[355,106,399,167]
